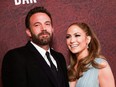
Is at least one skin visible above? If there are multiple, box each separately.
[99,61,115,87]
[26,13,54,51]
[66,25,115,87]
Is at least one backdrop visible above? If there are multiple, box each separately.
[0,0,116,86]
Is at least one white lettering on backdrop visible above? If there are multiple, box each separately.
[14,0,37,5]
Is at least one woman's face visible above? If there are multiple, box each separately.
[66,25,91,57]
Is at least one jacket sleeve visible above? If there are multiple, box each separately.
[1,50,27,87]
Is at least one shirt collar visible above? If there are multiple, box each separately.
[30,41,50,57]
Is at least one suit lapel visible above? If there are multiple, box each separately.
[51,49,65,87]
[26,42,58,87]
[50,49,63,73]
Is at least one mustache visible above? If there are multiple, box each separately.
[39,30,50,36]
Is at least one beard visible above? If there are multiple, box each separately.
[31,30,52,46]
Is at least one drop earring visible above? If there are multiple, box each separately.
[87,43,89,49]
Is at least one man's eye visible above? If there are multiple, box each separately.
[46,23,51,25]
[35,25,39,26]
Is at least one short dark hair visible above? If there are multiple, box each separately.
[25,6,53,29]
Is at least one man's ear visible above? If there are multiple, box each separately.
[26,29,31,37]
[87,36,91,44]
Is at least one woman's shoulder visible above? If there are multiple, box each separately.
[95,58,107,63]
[95,58,108,68]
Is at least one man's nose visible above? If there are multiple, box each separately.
[41,25,46,31]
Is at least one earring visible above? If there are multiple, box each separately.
[87,43,89,49]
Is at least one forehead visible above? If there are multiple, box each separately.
[67,25,85,34]
[30,12,51,22]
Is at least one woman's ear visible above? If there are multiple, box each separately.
[87,36,91,44]
[26,29,31,37]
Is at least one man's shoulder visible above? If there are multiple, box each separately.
[6,41,32,53]
[4,42,30,56]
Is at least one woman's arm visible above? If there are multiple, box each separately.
[69,81,77,87]
[99,60,115,87]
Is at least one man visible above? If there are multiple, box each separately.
[2,6,69,87]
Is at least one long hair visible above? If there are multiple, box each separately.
[67,22,105,81]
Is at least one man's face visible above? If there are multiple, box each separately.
[26,13,53,46]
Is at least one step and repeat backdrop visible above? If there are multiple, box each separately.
[0,0,116,86]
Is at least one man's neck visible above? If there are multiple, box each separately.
[31,41,50,51]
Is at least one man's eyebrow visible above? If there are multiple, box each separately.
[45,21,51,23]
[33,22,41,25]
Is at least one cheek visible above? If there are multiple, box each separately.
[78,37,87,43]
[33,29,41,35]
[66,39,70,45]
[48,28,53,33]
[66,40,72,50]
[80,39,88,48]
[50,29,53,34]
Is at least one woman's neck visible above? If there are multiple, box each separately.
[76,49,89,61]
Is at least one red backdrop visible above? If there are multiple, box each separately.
[0,0,116,86]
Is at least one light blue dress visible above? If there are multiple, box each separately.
[76,58,105,87]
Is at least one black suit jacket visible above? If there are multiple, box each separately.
[2,42,69,87]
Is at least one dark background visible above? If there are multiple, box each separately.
[0,0,116,86]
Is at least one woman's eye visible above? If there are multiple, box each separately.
[66,35,70,39]
[75,35,80,37]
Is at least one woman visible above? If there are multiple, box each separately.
[66,22,115,87]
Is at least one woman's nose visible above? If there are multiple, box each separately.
[70,37,76,43]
